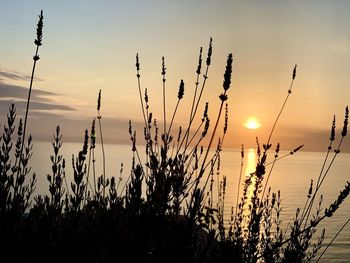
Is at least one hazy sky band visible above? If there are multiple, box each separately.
[1,0,350,152]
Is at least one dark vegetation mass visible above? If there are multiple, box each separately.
[1,10,350,263]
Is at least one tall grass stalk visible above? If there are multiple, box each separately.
[18,10,43,174]
[97,90,106,198]
[265,64,297,148]
[135,53,148,127]
[85,119,96,200]
[162,57,167,136]
[234,144,244,221]
[188,53,233,211]
[167,80,184,136]
[181,38,212,152]
[301,107,348,227]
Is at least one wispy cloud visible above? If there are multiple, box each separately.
[0,100,75,114]
[0,81,55,101]
[0,68,42,81]
[0,80,76,118]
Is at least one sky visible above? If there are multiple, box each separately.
[1,0,350,152]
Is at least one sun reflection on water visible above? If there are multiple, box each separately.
[245,148,257,178]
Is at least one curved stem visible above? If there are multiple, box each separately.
[18,45,39,178]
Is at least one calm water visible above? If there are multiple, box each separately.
[30,141,350,263]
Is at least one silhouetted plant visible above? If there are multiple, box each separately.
[2,11,350,263]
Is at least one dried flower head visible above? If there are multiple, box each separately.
[34,10,43,46]
[291,144,304,154]
[178,79,185,100]
[206,37,213,66]
[144,88,149,110]
[202,102,209,121]
[161,56,166,77]
[275,142,280,158]
[292,64,297,80]
[128,120,132,136]
[330,115,336,142]
[341,106,349,137]
[90,119,96,149]
[196,47,203,74]
[97,89,101,112]
[223,53,233,91]
[136,53,140,71]
[325,181,350,217]
[307,179,313,198]
[202,117,210,137]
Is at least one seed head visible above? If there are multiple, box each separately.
[82,129,89,156]
[291,144,304,154]
[330,115,336,142]
[136,53,140,71]
[275,143,280,158]
[196,47,203,74]
[178,79,185,100]
[90,119,96,149]
[292,64,297,80]
[325,181,350,217]
[341,106,349,137]
[128,120,132,136]
[202,102,209,121]
[206,37,213,66]
[202,117,210,137]
[144,88,149,109]
[223,53,233,91]
[161,56,166,77]
[34,10,43,47]
[307,179,313,198]
[97,89,101,112]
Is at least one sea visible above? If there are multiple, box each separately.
[29,141,350,263]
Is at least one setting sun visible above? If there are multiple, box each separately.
[244,117,261,129]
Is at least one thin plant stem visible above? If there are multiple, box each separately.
[302,137,344,227]
[180,64,210,153]
[18,45,39,177]
[235,145,244,221]
[185,47,203,147]
[266,69,296,148]
[261,155,278,200]
[167,99,180,136]
[97,117,106,198]
[190,93,226,205]
[85,148,95,201]
[92,147,97,196]
[316,218,350,263]
[18,10,43,181]
[162,57,167,136]
[136,54,148,128]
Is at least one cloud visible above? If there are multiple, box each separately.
[0,100,75,115]
[0,81,55,101]
[0,68,42,81]
[0,80,76,119]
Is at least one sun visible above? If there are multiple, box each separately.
[244,117,261,129]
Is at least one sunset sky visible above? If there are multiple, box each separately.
[1,0,350,152]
